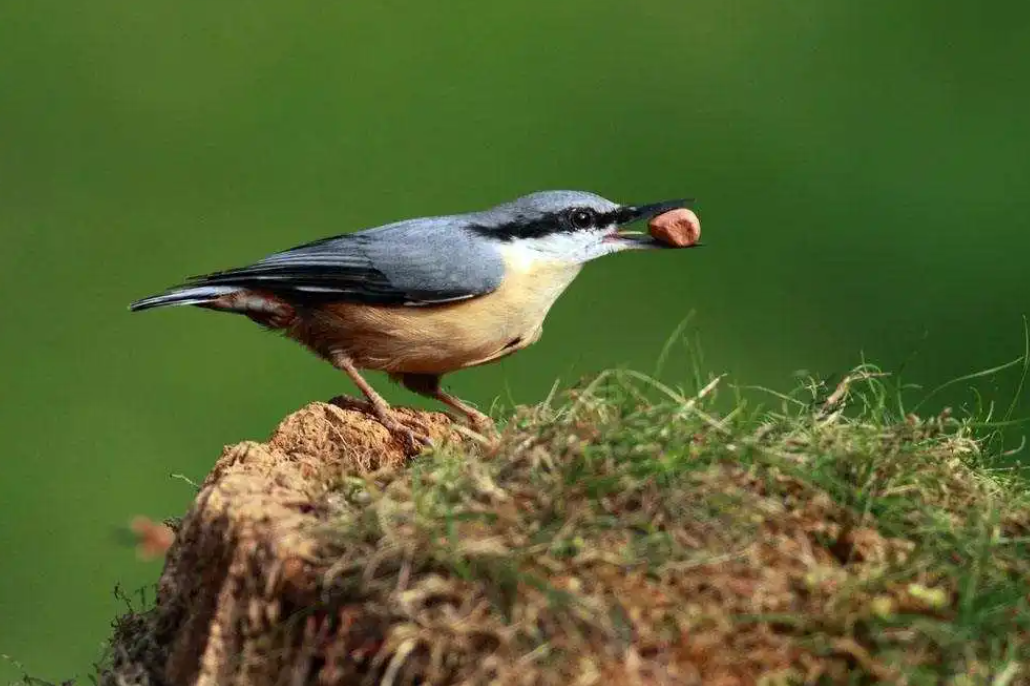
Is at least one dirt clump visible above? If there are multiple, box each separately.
[102,401,451,686]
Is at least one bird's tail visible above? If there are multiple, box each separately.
[129,285,240,312]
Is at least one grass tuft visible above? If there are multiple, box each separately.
[297,363,1030,685]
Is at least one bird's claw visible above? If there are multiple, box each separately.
[465,411,498,438]
[378,412,435,454]
[329,396,434,453]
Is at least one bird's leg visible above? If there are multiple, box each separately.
[327,350,433,450]
[399,373,497,437]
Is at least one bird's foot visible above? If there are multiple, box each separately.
[379,412,435,453]
[329,396,434,453]
[459,409,499,444]
[467,411,497,436]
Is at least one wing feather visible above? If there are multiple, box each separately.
[183,219,503,307]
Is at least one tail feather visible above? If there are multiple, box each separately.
[129,285,239,312]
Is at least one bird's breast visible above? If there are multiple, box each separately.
[297,249,581,374]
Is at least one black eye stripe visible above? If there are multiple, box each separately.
[594,208,624,225]
[468,208,624,242]
[466,215,562,241]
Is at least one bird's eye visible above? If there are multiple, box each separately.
[569,208,595,230]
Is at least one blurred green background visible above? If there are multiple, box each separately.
[1,0,1027,679]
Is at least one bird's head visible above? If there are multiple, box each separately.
[467,190,695,264]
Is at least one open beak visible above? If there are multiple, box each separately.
[611,198,698,249]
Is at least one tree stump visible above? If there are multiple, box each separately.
[102,400,452,686]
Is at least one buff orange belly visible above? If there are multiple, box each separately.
[288,257,580,375]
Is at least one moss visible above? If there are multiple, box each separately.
[294,367,1030,684]
[92,361,1029,685]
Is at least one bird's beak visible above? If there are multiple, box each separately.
[611,198,697,249]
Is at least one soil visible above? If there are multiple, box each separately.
[103,400,452,686]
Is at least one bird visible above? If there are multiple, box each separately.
[130,190,698,448]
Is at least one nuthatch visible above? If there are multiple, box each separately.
[131,191,698,447]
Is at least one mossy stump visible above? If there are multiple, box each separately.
[101,374,1030,685]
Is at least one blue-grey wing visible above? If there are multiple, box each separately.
[184,218,504,306]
